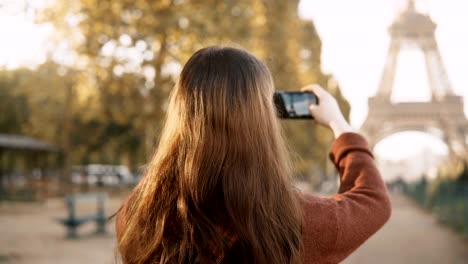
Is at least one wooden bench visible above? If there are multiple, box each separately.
[58,193,107,238]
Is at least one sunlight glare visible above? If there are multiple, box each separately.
[0,14,52,68]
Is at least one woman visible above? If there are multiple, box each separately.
[115,46,391,264]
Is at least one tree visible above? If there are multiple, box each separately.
[43,0,256,160]
[0,69,30,134]
[259,0,350,180]
[26,0,352,185]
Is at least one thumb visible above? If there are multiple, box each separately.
[308,104,320,124]
[309,103,319,114]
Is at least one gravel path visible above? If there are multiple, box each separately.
[0,196,124,264]
[1,193,467,263]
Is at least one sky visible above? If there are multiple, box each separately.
[0,0,467,162]
[0,0,51,68]
[298,0,468,160]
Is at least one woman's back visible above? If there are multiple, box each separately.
[116,46,302,264]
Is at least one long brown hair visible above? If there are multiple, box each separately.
[117,46,303,263]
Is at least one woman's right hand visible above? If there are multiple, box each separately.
[301,84,353,138]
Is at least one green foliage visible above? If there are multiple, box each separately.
[404,160,468,237]
[3,0,351,183]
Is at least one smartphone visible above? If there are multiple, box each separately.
[273,91,318,119]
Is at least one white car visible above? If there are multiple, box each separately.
[71,164,134,186]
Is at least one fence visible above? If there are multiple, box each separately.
[404,180,468,238]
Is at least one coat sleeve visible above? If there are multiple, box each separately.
[301,133,392,263]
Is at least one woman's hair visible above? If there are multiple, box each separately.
[117,46,303,263]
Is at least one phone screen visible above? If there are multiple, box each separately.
[273,92,318,119]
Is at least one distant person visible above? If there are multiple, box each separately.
[115,46,391,263]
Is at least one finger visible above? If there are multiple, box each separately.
[301,84,315,93]
[301,84,326,98]
[309,85,327,97]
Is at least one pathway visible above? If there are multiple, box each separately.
[0,193,467,263]
[343,193,468,264]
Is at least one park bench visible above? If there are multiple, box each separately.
[58,193,107,238]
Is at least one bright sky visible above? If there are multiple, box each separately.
[0,0,51,68]
[0,0,466,162]
[299,0,468,161]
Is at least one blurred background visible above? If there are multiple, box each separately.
[0,0,467,263]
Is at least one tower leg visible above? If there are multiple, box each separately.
[376,40,401,100]
[422,38,454,100]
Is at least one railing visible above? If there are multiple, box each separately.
[404,181,468,238]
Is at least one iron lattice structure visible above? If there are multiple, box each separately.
[361,0,468,157]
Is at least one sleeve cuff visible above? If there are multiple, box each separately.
[329,132,373,165]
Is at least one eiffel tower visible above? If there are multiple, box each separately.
[361,0,468,157]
